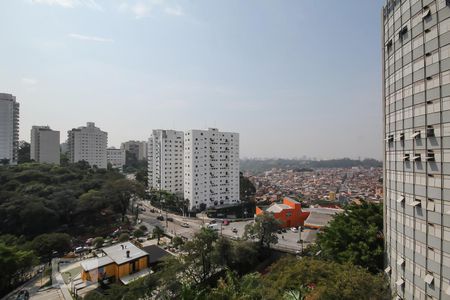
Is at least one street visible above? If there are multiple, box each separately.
[137,200,316,253]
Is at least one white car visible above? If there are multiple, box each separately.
[181,222,190,228]
[290,227,298,233]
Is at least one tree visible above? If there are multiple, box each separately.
[244,213,280,248]
[0,243,37,297]
[159,228,219,294]
[240,172,256,202]
[103,179,145,221]
[209,270,263,300]
[315,202,384,273]
[28,233,71,261]
[135,169,148,188]
[93,237,104,249]
[17,142,31,164]
[133,229,144,238]
[118,233,130,242]
[152,226,164,245]
[172,236,184,248]
[262,257,388,300]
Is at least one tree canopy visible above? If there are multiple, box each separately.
[244,213,280,248]
[315,202,384,273]
[0,163,143,238]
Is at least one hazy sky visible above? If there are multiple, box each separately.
[0,0,383,159]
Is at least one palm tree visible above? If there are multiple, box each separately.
[153,226,164,245]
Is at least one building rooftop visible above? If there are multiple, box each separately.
[266,203,291,213]
[102,242,148,265]
[142,245,171,264]
[304,212,334,228]
[80,256,113,272]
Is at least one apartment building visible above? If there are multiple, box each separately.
[0,93,19,164]
[121,140,148,161]
[107,147,126,170]
[147,130,184,194]
[383,1,450,299]
[67,122,108,168]
[184,128,240,211]
[30,126,60,164]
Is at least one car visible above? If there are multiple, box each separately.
[150,209,156,213]
[140,207,146,212]
[277,230,282,234]
[223,219,230,226]
[210,219,217,224]
[281,228,287,233]
[156,215,164,221]
[167,217,174,222]
[206,223,219,231]
[16,290,29,300]
[232,227,238,233]
[181,222,190,228]
[290,227,298,233]
[74,246,86,254]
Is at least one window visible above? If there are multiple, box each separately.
[403,41,412,55]
[427,76,440,89]
[426,51,439,66]
[412,13,422,28]
[437,43,449,60]
[413,58,425,71]
[440,17,450,35]
[413,34,423,49]
[442,70,450,85]
[425,26,438,42]
[404,84,413,97]
[414,80,425,93]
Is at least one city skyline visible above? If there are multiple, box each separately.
[0,0,383,159]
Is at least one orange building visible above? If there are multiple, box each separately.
[256,197,310,228]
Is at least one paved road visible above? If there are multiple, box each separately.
[138,202,204,239]
[137,200,316,253]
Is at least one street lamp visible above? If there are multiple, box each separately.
[298,226,304,255]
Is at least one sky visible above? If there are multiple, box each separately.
[0,0,384,160]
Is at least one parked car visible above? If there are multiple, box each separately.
[150,209,156,213]
[290,227,298,233]
[223,219,230,226]
[167,217,174,222]
[156,215,164,221]
[281,228,287,233]
[140,207,146,212]
[207,223,219,231]
[210,219,217,224]
[277,230,282,234]
[232,227,238,233]
[181,222,190,228]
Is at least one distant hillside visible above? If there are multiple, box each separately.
[240,158,382,173]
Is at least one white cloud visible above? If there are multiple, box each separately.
[131,2,151,18]
[164,5,183,16]
[118,1,185,18]
[31,0,76,7]
[21,78,38,85]
[68,33,114,43]
[30,0,102,10]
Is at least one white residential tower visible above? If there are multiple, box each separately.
[0,93,19,165]
[184,128,240,210]
[148,130,184,194]
[67,122,108,168]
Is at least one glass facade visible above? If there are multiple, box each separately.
[383,0,450,299]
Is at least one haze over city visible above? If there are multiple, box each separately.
[0,0,383,159]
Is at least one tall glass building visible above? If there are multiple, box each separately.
[383,0,450,299]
